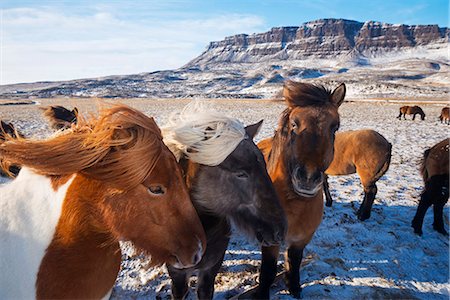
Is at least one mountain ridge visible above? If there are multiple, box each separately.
[0,18,448,100]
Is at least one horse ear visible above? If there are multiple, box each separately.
[283,80,297,108]
[330,83,346,107]
[245,120,263,139]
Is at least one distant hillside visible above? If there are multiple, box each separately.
[0,19,448,100]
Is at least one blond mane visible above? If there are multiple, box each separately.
[0,105,163,190]
[162,102,246,166]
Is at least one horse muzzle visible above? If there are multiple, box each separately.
[291,166,323,197]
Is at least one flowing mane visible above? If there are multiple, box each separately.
[283,81,333,107]
[0,105,163,190]
[162,102,246,166]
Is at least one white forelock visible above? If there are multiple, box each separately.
[162,101,246,166]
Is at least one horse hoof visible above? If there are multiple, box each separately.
[288,287,302,299]
[433,226,448,236]
[357,212,370,221]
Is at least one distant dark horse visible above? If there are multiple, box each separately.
[397,105,425,120]
[0,120,22,177]
[324,129,392,220]
[40,105,78,130]
[412,138,449,236]
[162,104,286,299]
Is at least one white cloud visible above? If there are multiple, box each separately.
[1,6,266,84]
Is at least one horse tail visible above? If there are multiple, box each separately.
[420,148,431,183]
[373,142,392,182]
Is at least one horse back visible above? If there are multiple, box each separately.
[421,138,449,183]
[327,130,391,175]
[257,137,273,162]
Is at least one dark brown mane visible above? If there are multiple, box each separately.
[283,81,332,107]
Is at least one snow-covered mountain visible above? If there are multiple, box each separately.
[1,19,448,100]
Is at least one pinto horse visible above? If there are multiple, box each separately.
[412,138,449,236]
[0,105,206,299]
[40,105,79,130]
[162,103,286,299]
[397,105,426,120]
[253,81,345,298]
[323,129,392,220]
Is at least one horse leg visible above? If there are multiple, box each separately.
[412,113,416,120]
[357,183,377,221]
[284,245,304,299]
[167,267,189,300]
[248,245,279,300]
[411,190,433,236]
[433,202,448,235]
[196,256,224,300]
[397,111,402,120]
[323,174,333,207]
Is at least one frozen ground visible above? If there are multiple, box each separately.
[0,99,448,299]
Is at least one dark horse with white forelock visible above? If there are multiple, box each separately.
[412,138,449,236]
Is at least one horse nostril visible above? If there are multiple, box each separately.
[311,171,323,183]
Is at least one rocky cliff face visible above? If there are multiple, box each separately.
[188,19,449,65]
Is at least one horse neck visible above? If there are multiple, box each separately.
[36,174,121,298]
[180,158,229,232]
[266,130,289,177]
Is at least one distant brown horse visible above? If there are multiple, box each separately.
[439,107,449,124]
[412,138,449,236]
[40,105,78,130]
[397,105,425,120]
[252,81,345,298]
[323,129,392,220]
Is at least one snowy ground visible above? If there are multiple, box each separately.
[0,99,448,299]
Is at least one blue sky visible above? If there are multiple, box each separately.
[1,0,448,84]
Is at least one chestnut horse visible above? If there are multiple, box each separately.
[323,129,392,220]
[412,138,449,236]
[397,105,425,120]
[439,107,449,124]
[162,104,286,299]
[0,120,22,177]
[40,105,79,130]
[0,105,206,299]
[253,81,345,298]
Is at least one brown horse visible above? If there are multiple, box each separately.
[323,129,392,220]
[41,105,79,130]
[397,105,426,120]
[412,138,449,236]
[252,81,345,298]
[439,107,449,124]
[0,105,206,299]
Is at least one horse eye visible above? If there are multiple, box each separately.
[291,121,297,129]
[148,185,166,195]
[235,171,249,179]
